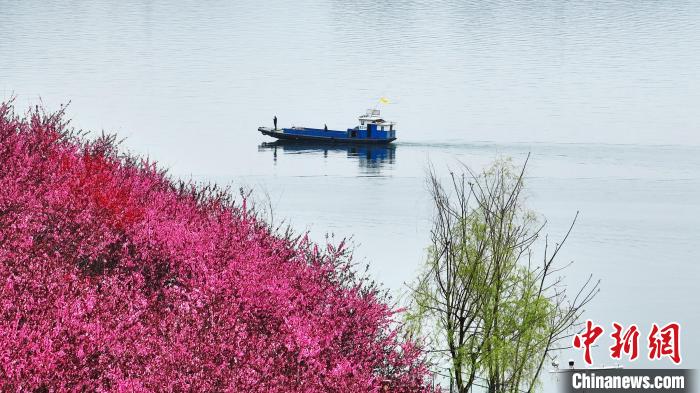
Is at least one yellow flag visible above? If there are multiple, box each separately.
[379,97,390,104]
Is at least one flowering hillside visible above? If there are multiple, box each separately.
[0,102,433,391]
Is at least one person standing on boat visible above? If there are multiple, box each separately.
[324,124,328,131]
[273,115,278,130]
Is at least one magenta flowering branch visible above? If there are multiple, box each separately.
[0,101,436,392]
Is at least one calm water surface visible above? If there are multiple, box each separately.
[2,0,699,374]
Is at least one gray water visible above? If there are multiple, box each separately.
[2,0,699,377]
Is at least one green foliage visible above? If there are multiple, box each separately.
[407,157,598,393]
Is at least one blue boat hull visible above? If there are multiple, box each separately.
[258,127,396,144]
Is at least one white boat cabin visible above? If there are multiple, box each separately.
[357,109,397,132]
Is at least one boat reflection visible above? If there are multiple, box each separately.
[258,141,396,173]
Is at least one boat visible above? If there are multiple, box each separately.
[258,109,397,144]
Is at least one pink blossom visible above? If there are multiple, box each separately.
[0,101,435,391]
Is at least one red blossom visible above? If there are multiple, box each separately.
[0,101,435,391]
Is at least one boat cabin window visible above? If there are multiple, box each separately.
[380,126,385,131]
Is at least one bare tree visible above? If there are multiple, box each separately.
[406,155,599,393]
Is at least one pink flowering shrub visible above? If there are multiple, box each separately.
[0,102,434,392]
